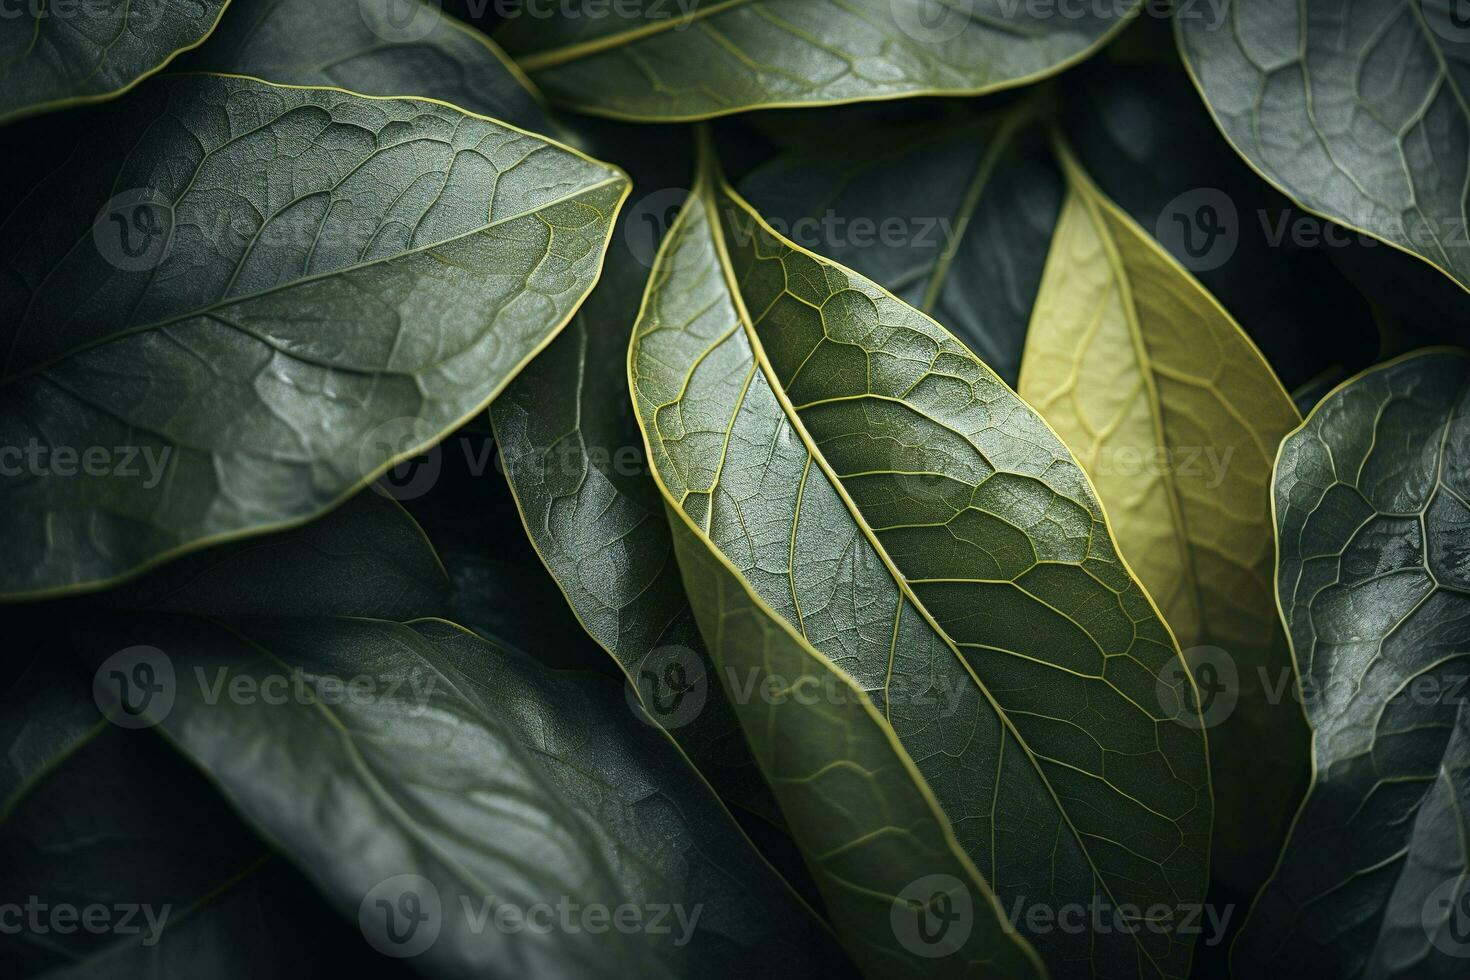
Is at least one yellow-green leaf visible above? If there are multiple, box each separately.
[1018,140,1308,899]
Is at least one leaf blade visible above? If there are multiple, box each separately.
[497,0,1140,121]
[0,72,628,598]
[1018,138,1309,899]
[1234,347,1470,978]
[630,137,1213,979]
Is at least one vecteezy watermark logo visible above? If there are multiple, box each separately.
[1157,646,1239,730]
[92,189,174,273]
[359,416,443,501]
[1155,187,1238,272]
[360,875,443,958]
[0,0,170,30]
[892,874,974,957]
[1423,874,1470,958]
[623,187,690,269]
[92,646,176,730]
[359,0,441,43]
[0,898,172,946]
[1422,0,1470,44]
[891,0,974,42]
[625,645,707,729]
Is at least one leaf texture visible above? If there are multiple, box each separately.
[738,106,1061,386]
[1234,348,1470,978]
[70,488,841,980]
[0,72,628,598]
[180,0,551,132]
[1018,140,1308,896]
[490,121,782,822]
[666,496,1045,980]
[0,652,384,978]
[629,139,1213,979]
[496,0,1140,120]
[0,0,230,123]
[1177,0,1470,292]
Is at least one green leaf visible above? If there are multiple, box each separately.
[666,498,1045,980]
[1233,347,1470,978]
[495,0,1141,121]
[72,489,843,979]
[1176,0,1470,293]
[490,121,782,822]
[1017,138,1308,899]
[1057,56,1382,391]
[180,0,553,132]
[0,0,230,124]
[0,652,388,978]
[630,135,1212,979]
[0,71,628,599]
[737,104,1061,387]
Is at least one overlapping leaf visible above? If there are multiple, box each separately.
[496,0,1141,120]
[1058,56,1380,391]
[1234,348,1470,978]
[181,0,551,131]
[629,140,1212,978]
[0,652,385,978]
[739,105,1061,386]
[666,499,1044,980]
[70,491,841,979]
[1018,140,1307,898]
[0,0,230,124]
[489,121,782,821]
[0,72,628,598]
[1177,0,1470,292]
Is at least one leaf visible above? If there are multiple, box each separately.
[1233,348,1470,978]
[180,0,553,133]
[71,487,844,979]
[0,651,387,978]
[489,119,783,825]
[0,71,629,599]
[1176,0,1470,292]
[737,104,1061,386]
[1017,138,1308,899]
[0,0,230,124]
[495,0,1141,121]
[666,497,1045,980]
[629,134,1212,979]
[1057,56,1382,391]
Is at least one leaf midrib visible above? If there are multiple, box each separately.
[702,170,1174,977]
[0,174,623,387]
[515,0,756,71]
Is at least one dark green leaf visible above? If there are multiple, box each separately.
[1177,0,1470,292]
[70,487,844,979]
[738,103,1060,386]
[1,652,389,978]
[0,0,230,124]
[0,72,628,598]
[496,0,1141,121]
[180,0,552,132]
[630,137,1212,979]
[1234,348,1470,977]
